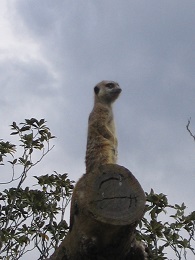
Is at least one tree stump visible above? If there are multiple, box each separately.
[48,164,147,260]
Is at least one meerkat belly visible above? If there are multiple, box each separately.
[108,119,118,147]
[86,125,118,174]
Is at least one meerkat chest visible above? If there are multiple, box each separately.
[107,117,116,135]
[101,106,115,134]
[89,104,116,137]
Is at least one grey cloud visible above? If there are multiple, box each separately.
[0,58,56,94]
[12,0,195,129]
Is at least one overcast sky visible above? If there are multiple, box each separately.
[1,0,195,258]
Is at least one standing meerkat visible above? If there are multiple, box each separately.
[85,80,122,174]
[69,81,121,231]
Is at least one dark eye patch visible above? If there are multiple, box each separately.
[94,86,100,94]
[105,83,114,89]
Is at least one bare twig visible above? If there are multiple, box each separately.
[186,118,195,141]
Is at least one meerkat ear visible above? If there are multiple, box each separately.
[94,86,99,95]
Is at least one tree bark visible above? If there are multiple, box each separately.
[48,164,147,260]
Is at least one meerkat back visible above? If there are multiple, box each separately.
[85,80,122,174]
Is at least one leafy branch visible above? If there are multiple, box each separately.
[0,118,74,259]
[137,189,195,260]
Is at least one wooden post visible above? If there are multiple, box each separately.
[48,164,147,260]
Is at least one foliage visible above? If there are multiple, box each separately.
[0,119,74,259]
[137,189,195,260]
[0,118,194,259]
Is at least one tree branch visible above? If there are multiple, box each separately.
[186,118,195,141]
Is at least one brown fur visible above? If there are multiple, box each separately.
[85,80,121,174]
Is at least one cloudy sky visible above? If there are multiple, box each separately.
[0,0,195,258]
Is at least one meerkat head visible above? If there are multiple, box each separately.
[94,81,122,104]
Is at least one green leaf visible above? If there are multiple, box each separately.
[20,126,31,132]
[10,131,19,135]
[39,119,46,126]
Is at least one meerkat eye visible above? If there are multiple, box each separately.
[105,83,115,89]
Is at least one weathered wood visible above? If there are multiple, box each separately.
[48,164,147,260]
[87,164,146,225]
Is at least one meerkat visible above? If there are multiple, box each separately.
[69,81,121,232]
[85,80,122,174]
